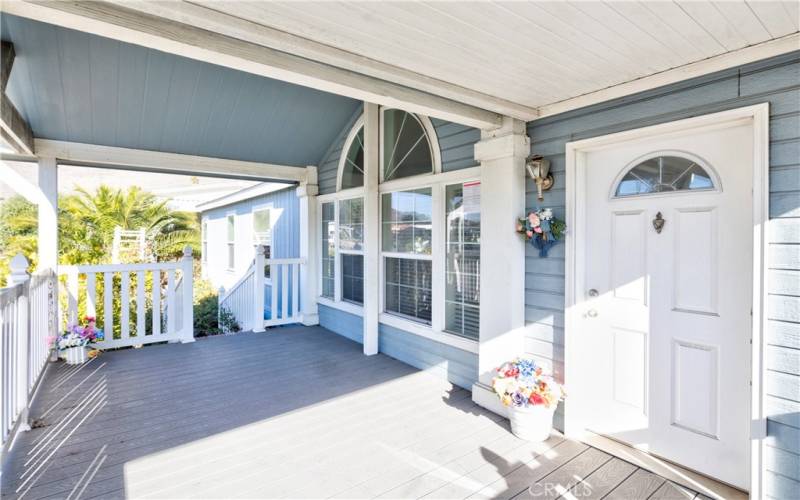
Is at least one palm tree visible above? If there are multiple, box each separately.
[0,186,200,284]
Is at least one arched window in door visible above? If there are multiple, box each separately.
[614,154,717,198]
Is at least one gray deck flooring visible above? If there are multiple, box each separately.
[2,326,703,499]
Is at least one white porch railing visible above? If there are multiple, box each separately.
[218,245,304,332]
[57,246,194,349]
[1,254,57,457]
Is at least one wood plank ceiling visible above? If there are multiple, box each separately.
[196,0,800,110]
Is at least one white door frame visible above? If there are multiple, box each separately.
[563,104,770,497]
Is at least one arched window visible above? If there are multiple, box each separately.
[614,154,716,198]
[382,109,437,181]
[338,118,365,190]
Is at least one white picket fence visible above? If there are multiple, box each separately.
[1,255,57,457]
[218,245,304,332]
[57,247,194,349]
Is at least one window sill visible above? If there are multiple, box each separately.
[379,313,478,354]
[317,296,364,317]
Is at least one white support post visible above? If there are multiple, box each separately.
[8,253,31,431]
[37,157,58,272]
[471,117,530,415]
[362,102,380,356]
[297,166,319,326]
[252,245,266,333]
[179,246,195,343]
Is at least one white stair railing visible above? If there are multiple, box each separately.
[1,254,57,459]
[217,265,255,333]
[218,245,305,332]
[57,246,194,349]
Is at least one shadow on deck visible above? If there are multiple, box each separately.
[2,326,705,499]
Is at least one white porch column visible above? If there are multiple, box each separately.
[472,117,530,414]
[37,157,58,272]
[362,102,380,355]
[297,166,319,326]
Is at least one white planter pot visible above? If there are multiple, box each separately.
[63,346,88,365]
[509,404,556,442]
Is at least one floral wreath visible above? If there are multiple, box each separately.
[516,208,566,257]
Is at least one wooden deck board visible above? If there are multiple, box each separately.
[1,326,704,499]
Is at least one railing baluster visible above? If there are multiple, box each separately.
[281,264,289,320]
[292,263,299,320]
[152,270,161,336]
[166,270,175,334]
[136,270,146,338]
[85,272,97,318]
[270,264,279,323]
[67,269,78,326]
[120,271,130,339]
[104,271,113,342]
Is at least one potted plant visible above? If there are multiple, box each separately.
[55,316,104,365]
[492,358,565,441]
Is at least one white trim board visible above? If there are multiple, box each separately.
[536,34,799,119]
[23,140,309,182]
[563,103,770,498]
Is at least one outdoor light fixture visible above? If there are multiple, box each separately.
[526,155,554,201]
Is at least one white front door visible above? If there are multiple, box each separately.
[579,120,753,489]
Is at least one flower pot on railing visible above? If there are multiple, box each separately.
[53,316,104,365]
[492,358,565,442]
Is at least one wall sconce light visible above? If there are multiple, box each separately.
[526,155,554,201]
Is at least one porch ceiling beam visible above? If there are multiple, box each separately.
[2,1,505,130]
[0,41,34,155]
[1,41,15,91]
[31,140,309,183]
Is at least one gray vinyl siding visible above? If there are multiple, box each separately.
[318,304,363,344]
[526,51,800,498]
[379,323,478,391]
[317,114,480,195]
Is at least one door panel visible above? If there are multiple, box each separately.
[580,122,752,489]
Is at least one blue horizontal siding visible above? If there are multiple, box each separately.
[526,51,800,493]
[318,304,363,344]
[378,323,477,390]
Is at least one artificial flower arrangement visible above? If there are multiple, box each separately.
[516,208,566,257]
[492,358,565,410]
[55,316,104,351]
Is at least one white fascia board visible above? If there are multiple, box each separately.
[197,183,295,212]
[32,139,308,182]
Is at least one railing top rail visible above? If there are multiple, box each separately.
[265,258,306,265]
[0,282,25,305]
[58,261,182,274]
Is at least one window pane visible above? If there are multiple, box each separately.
[341,254,363,304]
[320,202,335,298]
[381,188,432,254]
[253,209,270,244]
[341,127,365,189]
[615,156,715,197]
[444,182,480,340]
[384,257,432,324]
[339,198,363,251]
[227,215,235,241]
[227,243,235,269]
[383,110,433,181]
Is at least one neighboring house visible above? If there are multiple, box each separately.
[197,183,299,293]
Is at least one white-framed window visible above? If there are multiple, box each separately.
[252,206,271,246]
[381,188,433,323]
[226,213,235,271]
[321,108,478,346]
[201,219,208,263]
